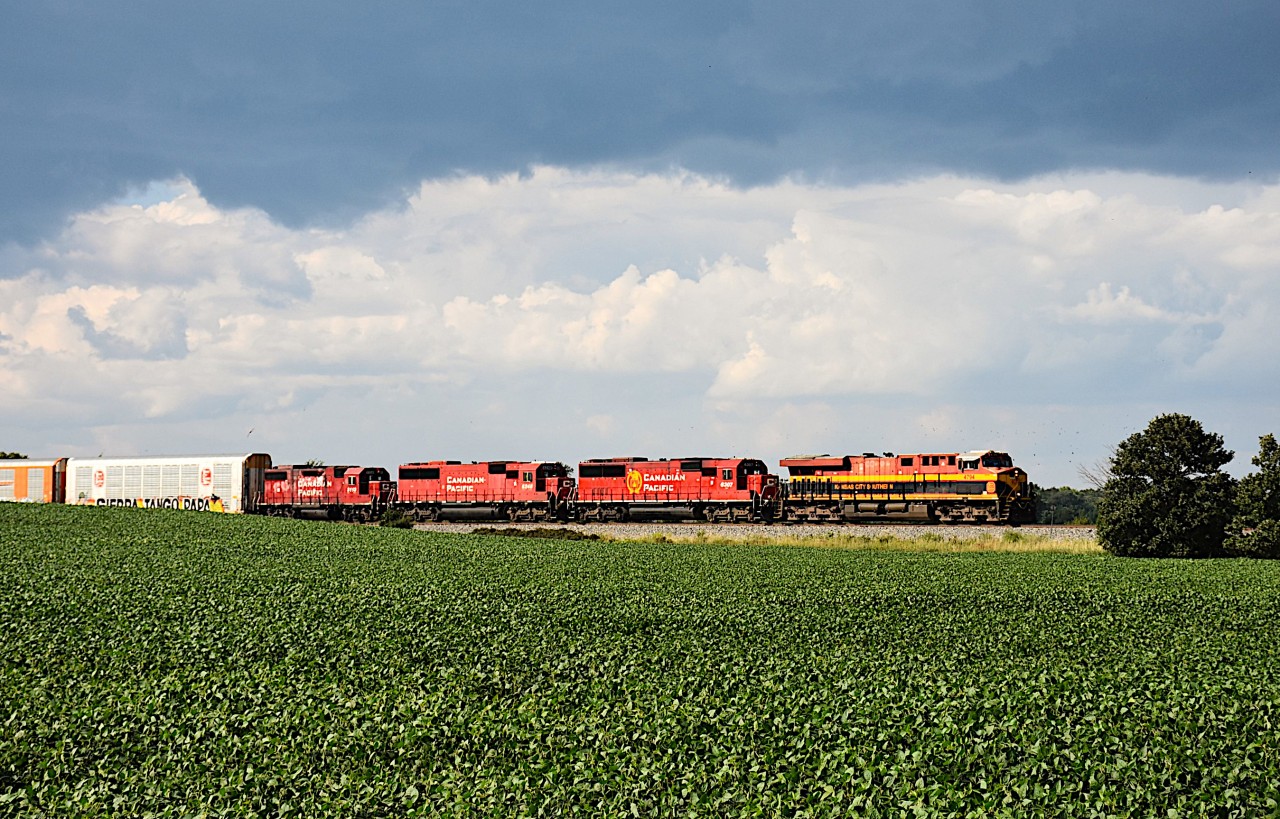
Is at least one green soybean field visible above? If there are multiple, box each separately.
[1,504,1278,817]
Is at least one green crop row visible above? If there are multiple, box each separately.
[1,503,1278,816]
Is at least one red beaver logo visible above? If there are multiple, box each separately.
[625,469,643,494]
[93,470,105,488]
[200,468,213,487]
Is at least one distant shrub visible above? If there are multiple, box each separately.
[472,526,601,541]
[380,508,414,529]
[1226,521,1280,559]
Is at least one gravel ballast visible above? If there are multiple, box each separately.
[414,521,1097,543]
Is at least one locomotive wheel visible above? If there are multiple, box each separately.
[508,506,543,523]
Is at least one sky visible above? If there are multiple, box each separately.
[3,1,1280,487]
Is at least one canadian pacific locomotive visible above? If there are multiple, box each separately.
[260,464,395,522]
[394,460,575,522]
[573,457,778,522]
[2,447,1035,524]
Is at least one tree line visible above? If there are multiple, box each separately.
[1095,413,1280,558]
[1031,485,1099,525]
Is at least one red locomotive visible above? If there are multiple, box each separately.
[260,464,394,521]
[575,457,780,522]
[780,450,1034,524]
[394,460,575,522]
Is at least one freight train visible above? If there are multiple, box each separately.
[1,447,1035,524]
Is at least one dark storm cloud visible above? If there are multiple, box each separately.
[4,0,1278,243]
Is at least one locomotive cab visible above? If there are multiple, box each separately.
[957,450,1034,524]
[736,458,780,502]
[530,462,576,503]
[341,466,394,504]
[959,451,1013,471]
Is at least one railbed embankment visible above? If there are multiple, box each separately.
[416,521,1098,549]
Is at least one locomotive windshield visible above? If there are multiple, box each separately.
[981,453,1013,468]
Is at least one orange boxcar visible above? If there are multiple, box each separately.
[0,458,68,503]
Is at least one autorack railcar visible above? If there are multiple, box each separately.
[64,453,271,513]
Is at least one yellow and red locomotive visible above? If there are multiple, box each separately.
[780,450,1034,524]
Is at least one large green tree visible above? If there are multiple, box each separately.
[1225,434,1280,559]
[1097,413,1235,558]
[0,452,27,459]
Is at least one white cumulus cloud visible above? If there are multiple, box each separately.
[2,167,1279,484]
